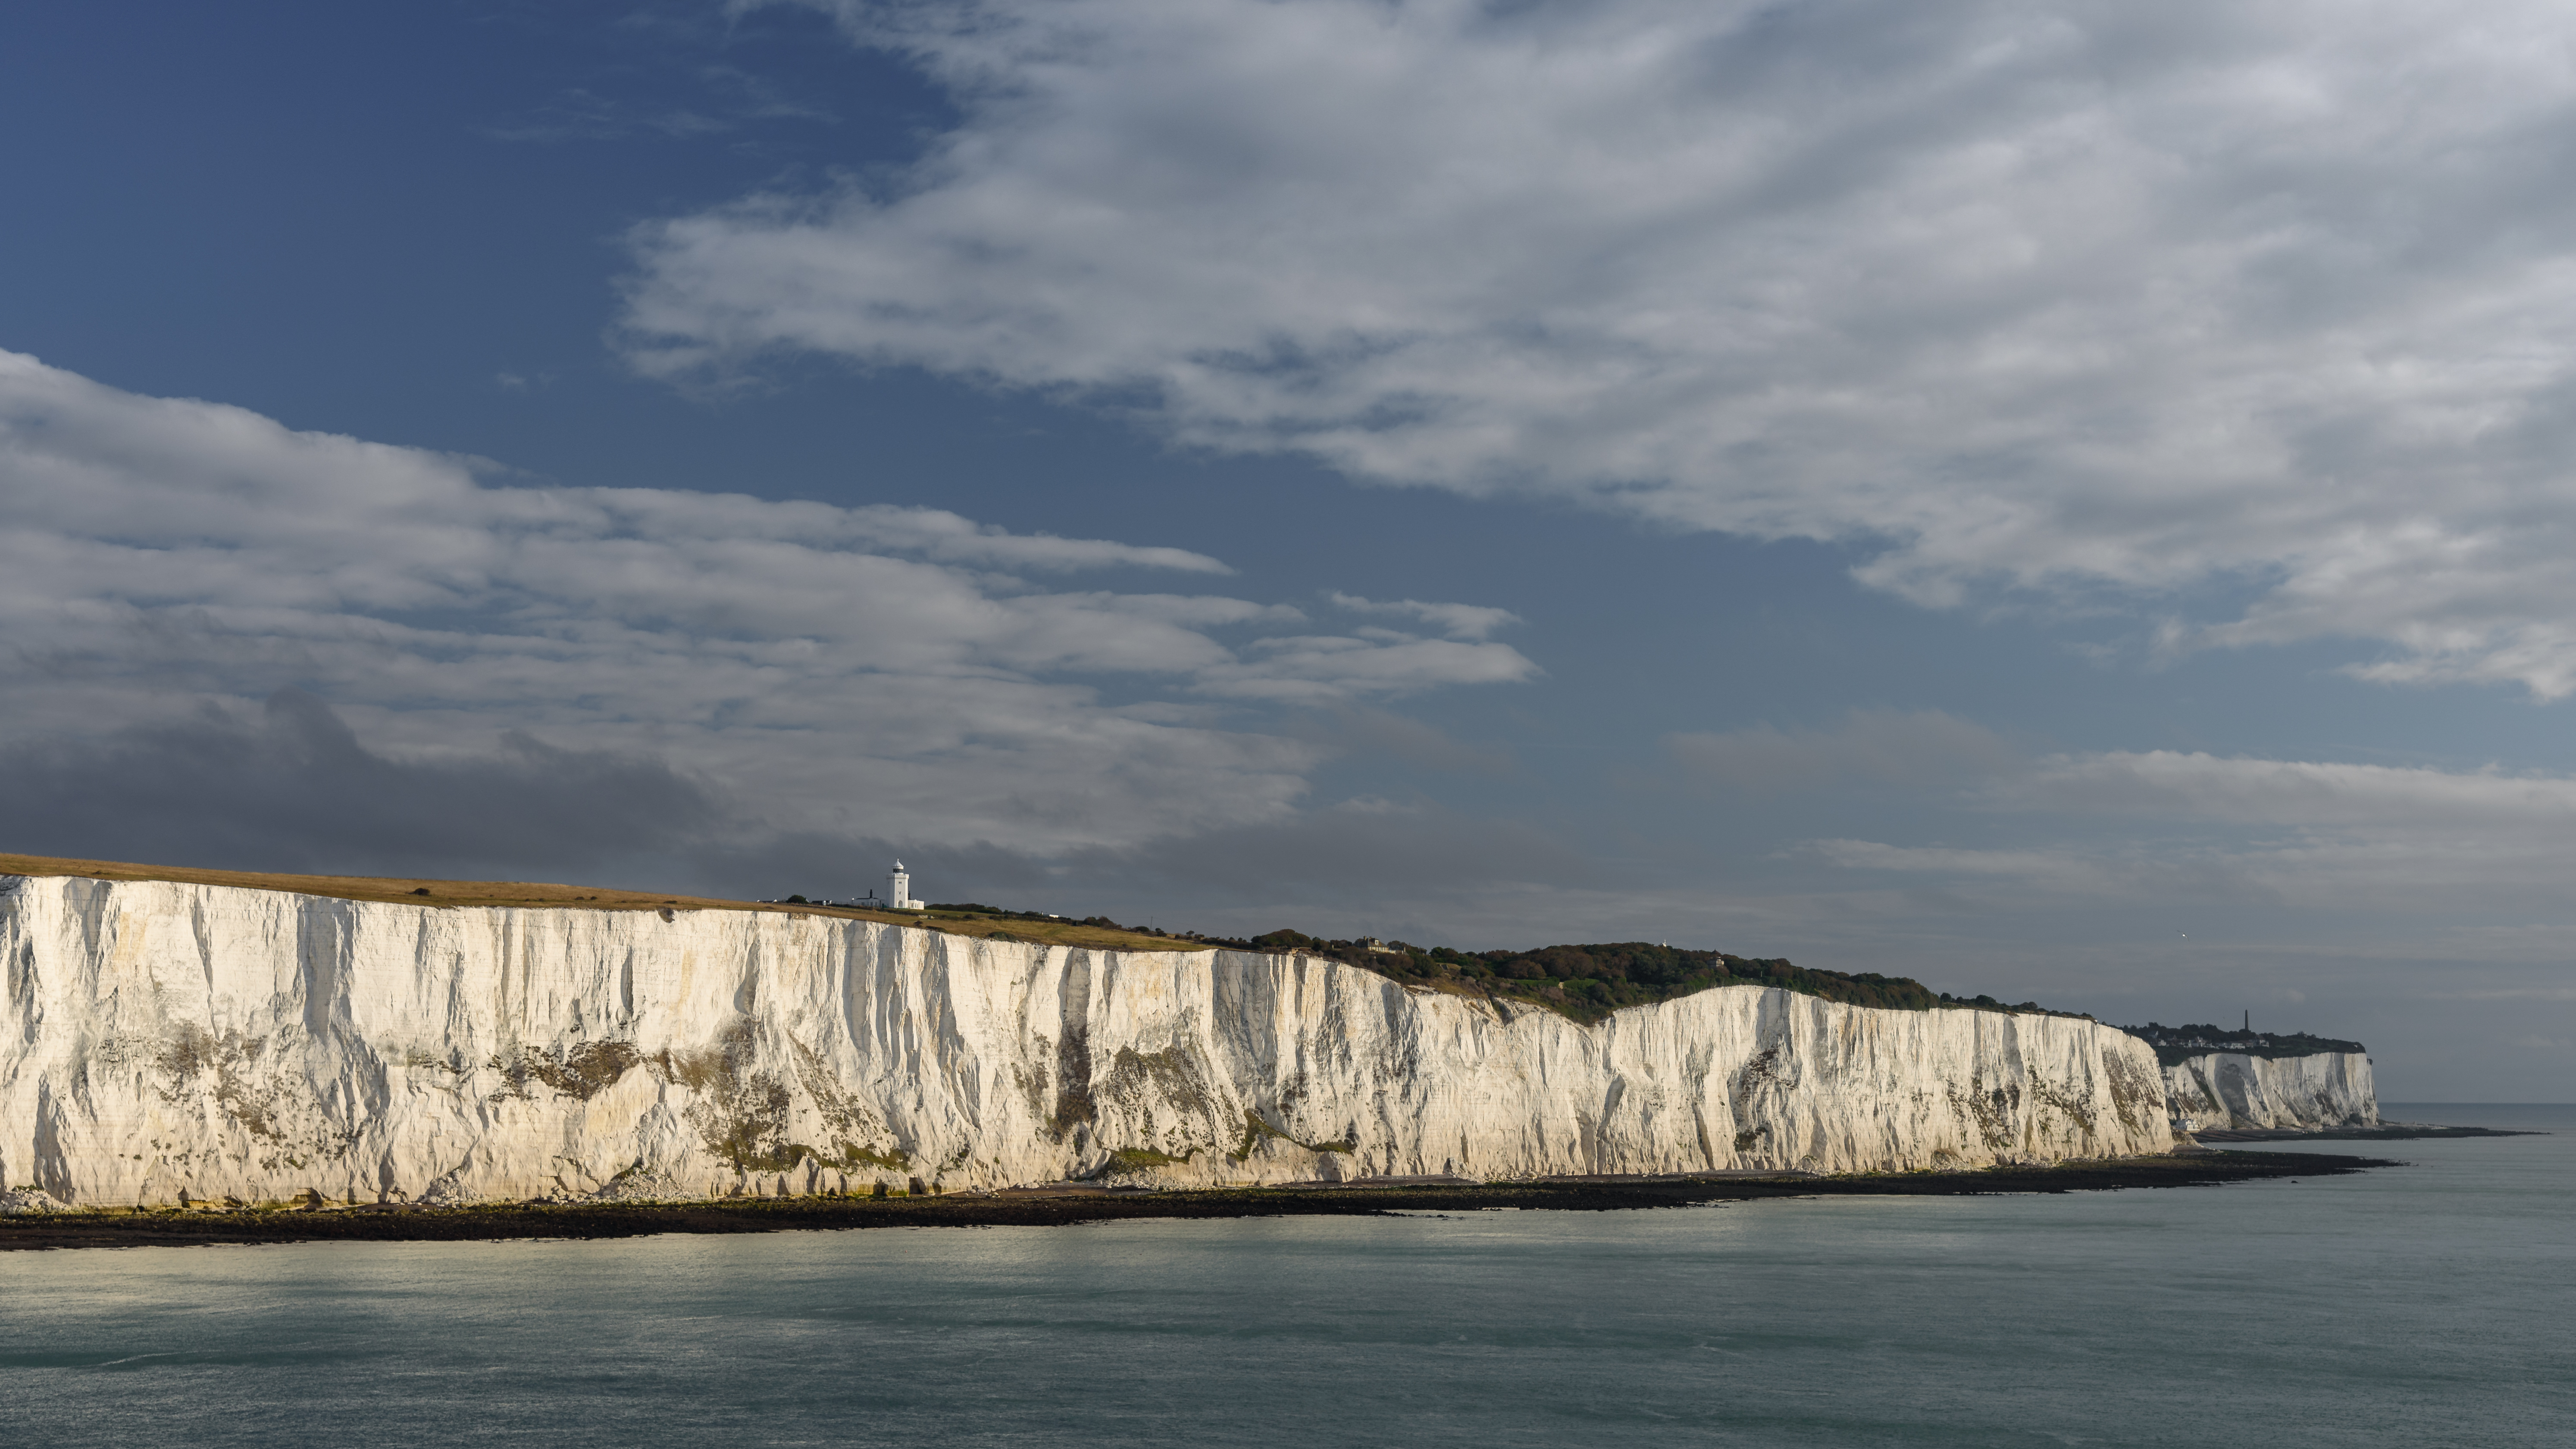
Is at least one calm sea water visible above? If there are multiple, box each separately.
[5,1103,2568,1447]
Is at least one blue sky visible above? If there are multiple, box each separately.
[6,1,2575,1096]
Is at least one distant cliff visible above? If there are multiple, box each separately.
[2123,1024,2379,1130]
[2161,1052,2378,1130]
[0,875,2179,1206]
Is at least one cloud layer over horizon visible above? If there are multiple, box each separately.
[1671,708,2576,935]
[627,0,2576,696]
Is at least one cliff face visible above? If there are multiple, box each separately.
[2163,1051,2377,1130]
[0,876,2175,1205]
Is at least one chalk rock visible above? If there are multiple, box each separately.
[0,875,2176,1205]
[2164,1052,2378,1130]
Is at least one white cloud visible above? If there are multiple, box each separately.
[629,0,2576,696]
[833,506,1232,573]
[0,349,1532,852]
[1327,592,1521,641]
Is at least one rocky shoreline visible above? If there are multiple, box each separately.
[0,1152,2391,1251]
[2191,1123,2540,1143]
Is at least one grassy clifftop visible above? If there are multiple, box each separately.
[0,853,1196,955]
[2,853,2099,1026]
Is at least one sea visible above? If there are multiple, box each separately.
[5,1103,2568,1447]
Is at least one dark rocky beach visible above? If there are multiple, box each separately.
[0,1151,2392,1251]
[2192,1124,2541,1143]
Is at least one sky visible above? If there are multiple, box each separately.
[5,0,2574,1098]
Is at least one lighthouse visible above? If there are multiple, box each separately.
[888,860,918,911]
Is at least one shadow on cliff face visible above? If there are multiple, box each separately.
[0,689,720,879]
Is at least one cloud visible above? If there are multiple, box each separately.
[1808,748,2576,912]
[1284,704,1515,776]
[1806,838,2279,908]
[1199,630,1536,702]
[1327,592,1521,641]
[834,506,1232,573]
[627,0,2576,697]
[1666,710,2018,795]
[0,349,1533,864]
[1083,796,1593,905]
[2,691,721,879]
[2000,751,2576,831]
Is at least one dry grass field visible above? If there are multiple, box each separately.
[0,851,1207,954]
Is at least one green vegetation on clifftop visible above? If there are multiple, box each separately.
[1183,930,2083,1026]
[2119,1023,2368,1066]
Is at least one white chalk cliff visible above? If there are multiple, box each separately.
[2163,1052,2377,1130]
[1,876,2178,1206]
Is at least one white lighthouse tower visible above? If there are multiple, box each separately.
[887,860,918,911]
